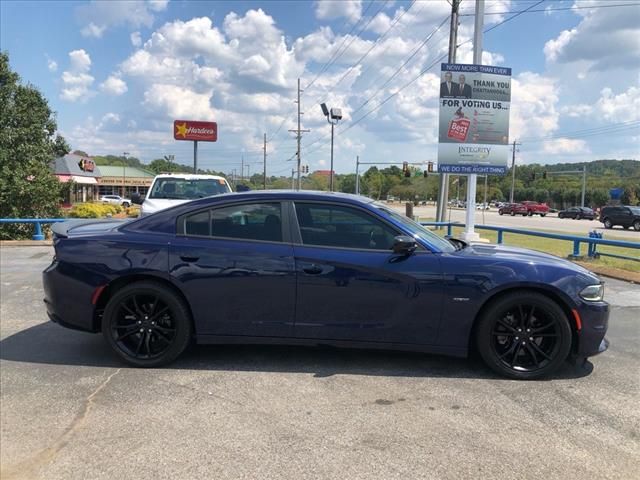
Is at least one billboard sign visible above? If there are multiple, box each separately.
[437,63,511,175]
[174,120,218,142]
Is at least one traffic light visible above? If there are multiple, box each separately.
[543,171,547,179]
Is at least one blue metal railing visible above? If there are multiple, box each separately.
[422,221,640,261]
[0,218,66,240]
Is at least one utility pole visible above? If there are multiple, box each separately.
[436,0,460,224]
[355,155,360,195]
[509,140,522,203]
[263,133,267,189]
[291,169,295,189]
[240,154,244,183]
[581,164,586,207]
[289,78,310,190]
[462,0,484,242]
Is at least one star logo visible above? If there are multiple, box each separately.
[175,122,188,138]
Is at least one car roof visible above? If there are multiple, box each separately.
[186,190,376,207]
[153,174,227,180]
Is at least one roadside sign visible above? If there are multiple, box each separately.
[173,120,218,142]
[437,63,511,175]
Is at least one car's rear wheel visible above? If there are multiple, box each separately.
[102,282,192,367]
[634,220,640,231]
[576,213,582,220]
[603,218,612,229]
[475,292,572,380]
[540,213,546,217]
[528,210,533,216]
[510,211,515,216]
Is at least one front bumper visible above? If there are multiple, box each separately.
[575,300,610,358]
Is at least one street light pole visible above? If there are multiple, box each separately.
[330,121,335,191]
[355,155,360,195]
[122,151,129,197]
[320,103,342,192]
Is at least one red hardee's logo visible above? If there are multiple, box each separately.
[174,120,218,142]
[78,158,95,172]
[448,117,470,142]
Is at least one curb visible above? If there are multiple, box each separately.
[1,240,53,247]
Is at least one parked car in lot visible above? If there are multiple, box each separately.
[558,207,596,220]
[498,202,527,216]
[133,174,232,217]
[100,194,131,208]
[600,205,640,231]
[521,201,549,217]
[44,191,609,380]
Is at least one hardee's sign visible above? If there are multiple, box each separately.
[173,120,218,142]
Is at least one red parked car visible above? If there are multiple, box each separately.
[521,201,549,217]
[498,203,528,216]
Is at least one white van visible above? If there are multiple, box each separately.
[135,174,233,217]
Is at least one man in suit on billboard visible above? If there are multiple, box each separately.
[456,74,472,98]
[440,72,458,98]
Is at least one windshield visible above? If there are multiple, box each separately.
[629,207,640,215]
[149,178,230,200]
[373,204,455,253]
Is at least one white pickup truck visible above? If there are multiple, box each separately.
[133,174,233,217]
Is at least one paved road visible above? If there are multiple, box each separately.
[1,246,639,480]
[388,204,640,240]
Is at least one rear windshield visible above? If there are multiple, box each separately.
[149,178,230,200]
[630,207,640,215]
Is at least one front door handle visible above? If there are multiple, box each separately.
[302,264,323,275]
[180,255,200,263]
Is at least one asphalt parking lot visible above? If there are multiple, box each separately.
[1,246,639,480]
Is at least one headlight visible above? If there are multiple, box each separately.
[580,284,604,302]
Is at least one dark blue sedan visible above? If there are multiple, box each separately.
[43,191,609,379]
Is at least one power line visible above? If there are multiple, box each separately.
[304,0,377,90]
[521,121,640,143]
[459,2,640,16]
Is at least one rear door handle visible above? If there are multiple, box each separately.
[180,255,200,263]
[302,264,323,275]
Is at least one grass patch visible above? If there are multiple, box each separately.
[421,220,640,274]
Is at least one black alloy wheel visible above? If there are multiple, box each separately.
[558,213,564,219]
[603,218,612,229]
[576,213,582,220]
[634,220,640,231]
[476,292,572,379]
[499,210,504,216]
[102,282,192,367]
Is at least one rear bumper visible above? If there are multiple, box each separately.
[575,301,609,358]
[42,260,100,333]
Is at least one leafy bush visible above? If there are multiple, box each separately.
[69,203,122,218]
[125,206,141,218]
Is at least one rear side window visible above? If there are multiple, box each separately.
[183,203,282,242]
[294,203,397,250]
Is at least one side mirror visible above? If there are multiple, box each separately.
[131,192,144,205]
[392,235,417,255]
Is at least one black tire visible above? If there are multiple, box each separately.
[475,292,572,380]
[558,213,564,219]
[510,211,515,216]
[122,202,130,208]
[576,213,582,220]
[634,220,640,231]
[499,210,504,216]
[603,218,612,229]
[540,213,546,217]
[102,281,192,367]
[528,210,533,216]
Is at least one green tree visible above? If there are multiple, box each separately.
[0,51,68,239]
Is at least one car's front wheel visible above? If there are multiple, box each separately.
[102,281,192,367]
[122,202,130,208]
[475,292,572,379]
[603,218,612,229]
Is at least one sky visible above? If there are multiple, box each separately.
[1,0,639,176]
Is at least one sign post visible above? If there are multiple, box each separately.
[173,120,217,173]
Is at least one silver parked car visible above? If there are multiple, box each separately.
[100,195,131,208]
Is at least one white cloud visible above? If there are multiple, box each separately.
[130,31,142,47]
[315,0,362,24]
[543,1,640,71]
[560,104,593,118]
[46,58,58,72]
[596,86,640,122]
[510,72,560,141]
[101,112,121,125]
[76,0,164,38]
[100,75,128,95]
[542,138,590,155]
[143,84,215,119]
[81,22,106,38]
[60,49,95,102]
[147,0,169,12]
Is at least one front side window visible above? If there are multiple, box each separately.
[150,178,231,200]
[294,203,397,250]
[184,203,282,242]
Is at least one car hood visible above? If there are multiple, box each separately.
[460,242,598,278]
[141,198,193,216]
